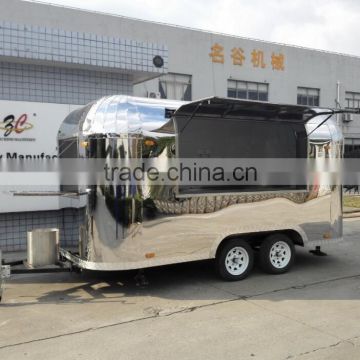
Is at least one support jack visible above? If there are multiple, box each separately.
[309,246,327,256]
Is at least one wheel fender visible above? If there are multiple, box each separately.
[209,226,308,258]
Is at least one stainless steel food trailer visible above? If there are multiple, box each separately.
[56,95,344,281]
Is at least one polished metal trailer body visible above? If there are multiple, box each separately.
[58,96,343,271]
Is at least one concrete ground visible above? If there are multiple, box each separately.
[1,219,360,360]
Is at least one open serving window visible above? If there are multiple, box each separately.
[172,97,314,195]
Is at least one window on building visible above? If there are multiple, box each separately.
[159,73,192,101]
[297,87,320,106]
[344,138,360,158]
[227,80,268,101]
[345,91,360,110]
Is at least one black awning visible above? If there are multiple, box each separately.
[173,96,311,161]
[173,97,321,132]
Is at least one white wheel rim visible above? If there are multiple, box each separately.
[269,241,291,269]
[225,247,249,276]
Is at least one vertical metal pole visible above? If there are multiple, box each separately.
[336,81,341,126]
[0,250,11,302]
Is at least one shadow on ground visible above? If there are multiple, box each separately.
[3,241,360,306]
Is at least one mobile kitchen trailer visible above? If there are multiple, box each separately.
[57,95,344,281]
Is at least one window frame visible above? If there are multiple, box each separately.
[297,87,320,107]
[227,79,269,101]
[158,72,192,101]
[345,91,360,110]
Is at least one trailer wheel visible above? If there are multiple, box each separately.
[259,234,295,274]
[216,239,254,281]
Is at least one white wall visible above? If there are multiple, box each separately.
[3,0,360,107]
[0,100,79,212]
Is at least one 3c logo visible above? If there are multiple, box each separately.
[0,114,34,137]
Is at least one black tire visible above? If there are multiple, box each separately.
[216,239,254,281]
[259,234,295,274]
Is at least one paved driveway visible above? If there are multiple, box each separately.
[1,219,360,359]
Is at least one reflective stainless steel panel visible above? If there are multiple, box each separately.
[58,96,343,270]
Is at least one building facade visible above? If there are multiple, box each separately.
[0,0,359,251]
